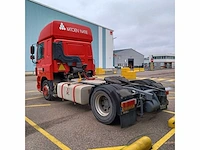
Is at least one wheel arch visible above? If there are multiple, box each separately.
[41,77,47,91]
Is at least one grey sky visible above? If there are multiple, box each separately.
[33,0,175,57]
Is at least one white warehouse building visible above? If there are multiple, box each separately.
[113,48,144,68]
[144,54,175,69]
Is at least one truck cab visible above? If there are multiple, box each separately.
[30,21,95,100]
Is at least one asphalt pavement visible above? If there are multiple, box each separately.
[25,69,175,150]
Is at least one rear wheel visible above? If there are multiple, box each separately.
[42,80,53,101]
[90,86,117,125]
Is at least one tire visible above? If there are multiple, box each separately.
[42,80,53,101]
[90,86,117,125]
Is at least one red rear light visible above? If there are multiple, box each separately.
[121,99,136,112]
[166,91,169,95]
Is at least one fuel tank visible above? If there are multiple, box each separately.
[57,82,94,105]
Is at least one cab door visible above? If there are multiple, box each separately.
[36,42,45,75]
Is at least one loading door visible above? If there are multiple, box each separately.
[128,58,134,69]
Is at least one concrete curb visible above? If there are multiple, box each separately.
[88,136,152,150]
[122,136,152,150]
[168,116,175,128]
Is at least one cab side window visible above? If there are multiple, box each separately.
[37,43,44,60]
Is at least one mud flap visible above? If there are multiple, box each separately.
[120,108,137,128]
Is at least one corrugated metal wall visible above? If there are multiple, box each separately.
[114,49,144,67]
[25,0,113,72]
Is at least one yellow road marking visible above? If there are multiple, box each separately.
[95,76,105,79]
[168,96,175,99]
[136,77,175,83]
[25,90,38,93]
[156,78,166,81]
[149,78,175,82]
[25,96,43,100]
[136,77,146,79]
[25,104,51,108]
[168,79,175,82]
[25,116,71,150]
[95,76,175,83]
[152,128,175,150]
[163,110,175,114]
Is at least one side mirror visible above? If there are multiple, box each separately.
[30,45,35,54]
[30,55,35,60]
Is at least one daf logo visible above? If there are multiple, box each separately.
[59,22,66,30]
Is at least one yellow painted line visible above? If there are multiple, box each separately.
[136,77,146,79]
[95,76,105,79]
[149,78,156,80]
[25,116,71,150]
[167,79,175,82]
[88,146,125,150]
[89,136,152,150]
[150,78,165,81]
[25,104,51,108]
[155,78,166,81]
[149,78,175,82]
[168,96,175,99]
[163,110,175,114]
[25,90,38,93]
[152,128,175,150]
[134,77,175,83]
[25,96,43,100]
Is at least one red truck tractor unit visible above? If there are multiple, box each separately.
[30,20,169,128]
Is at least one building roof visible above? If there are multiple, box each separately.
[113,48,144,56]
[144,53,175,58]
[29,0,114,31]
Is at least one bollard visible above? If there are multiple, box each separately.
[122,136,152,150]
[168,116,175,128]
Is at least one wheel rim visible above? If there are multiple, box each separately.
[43,84,49,98]
[95,93,112,117]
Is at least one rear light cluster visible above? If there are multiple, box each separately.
[166,91,169,95]
[121,99,136,112]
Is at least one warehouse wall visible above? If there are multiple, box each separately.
[114,49,144,67]
[25,0,113,72]
[105,29,114,68]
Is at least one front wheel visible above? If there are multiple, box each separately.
[42,80,53,101]
[90,86,117,125]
